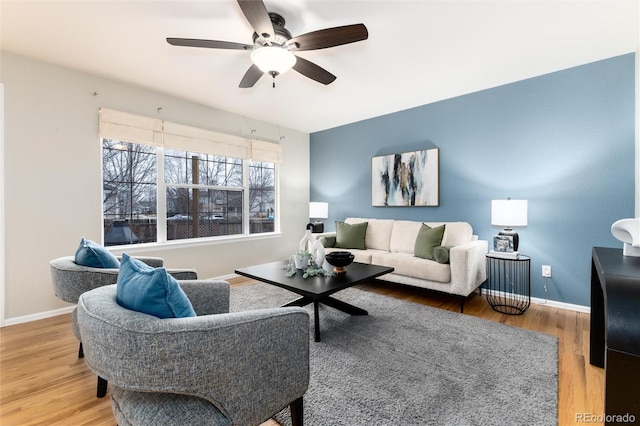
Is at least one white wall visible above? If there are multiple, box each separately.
[0,83,5,326]
[0,51,310,322]
[636,33,640,216]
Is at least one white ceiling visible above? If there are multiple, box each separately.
[1,0,638,133]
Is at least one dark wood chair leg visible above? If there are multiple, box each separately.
[97,376,108,398]
[460,296,465,313]
[290,397,304,426]
[78,342,84,359]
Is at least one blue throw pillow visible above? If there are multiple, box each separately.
[74,238,120,269]
[116,253,196,319]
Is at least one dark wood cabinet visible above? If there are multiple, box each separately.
[590,247,640,424]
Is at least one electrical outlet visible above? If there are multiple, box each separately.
[542,265,551,278]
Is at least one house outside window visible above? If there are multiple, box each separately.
[100,108,280,247]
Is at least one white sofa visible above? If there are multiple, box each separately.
[320,218,488,312]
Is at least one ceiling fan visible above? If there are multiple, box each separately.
[167,0,368,88]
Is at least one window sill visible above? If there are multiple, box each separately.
[106,232,283,254]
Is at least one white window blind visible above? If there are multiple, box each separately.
[99,108,281,163]
[99,108,163,147]
[162,121,251,159]
[251,139,282,163]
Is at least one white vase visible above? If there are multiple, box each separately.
[294,254,309,270]
[310,239,325,268]
[299,229,316,252]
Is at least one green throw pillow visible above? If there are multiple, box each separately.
[335,221,368,250]
[414,224,446,260]
[433,246,451,264]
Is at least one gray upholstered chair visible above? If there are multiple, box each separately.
[77,282,310,426]
[50,255,198,396]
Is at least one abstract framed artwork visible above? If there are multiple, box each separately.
[371,148,439,206]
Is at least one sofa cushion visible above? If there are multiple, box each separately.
[325,247,387,264]
[75,237,120,269]
[335,221,368,249]
[429,222,474,247]
[414,224,445,260]
[389,220,423,254]
[116,253,196,319]
[345,218,394,251]
[371,252,451,283]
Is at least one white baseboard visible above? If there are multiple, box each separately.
[530,295,590,313]
[4,305,75,327]
[481,288,590,313]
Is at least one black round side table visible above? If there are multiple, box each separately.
[485,254,531,315]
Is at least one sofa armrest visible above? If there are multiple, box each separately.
[179,279,230,316]
[318,235,336,248]
[448,240,488,296]
[167,269,198,280]
[50,257,121,303]
[117,256,164,268]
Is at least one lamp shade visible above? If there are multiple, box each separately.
[309,202,328,219]
[491,200,528,227]
[251,46,296,74]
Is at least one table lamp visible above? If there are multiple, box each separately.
[308,202,329,233]
[491,199,528,251]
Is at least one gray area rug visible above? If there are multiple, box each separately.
[230,283,558,426]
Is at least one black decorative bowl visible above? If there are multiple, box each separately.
[325,251,355,274]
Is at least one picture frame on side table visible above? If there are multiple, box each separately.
[493,235,514,252]
[371,148,439,206]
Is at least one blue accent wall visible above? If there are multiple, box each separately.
[310,53,635,307]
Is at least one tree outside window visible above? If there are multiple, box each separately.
[103,140,157,245]
[249,161,275,234]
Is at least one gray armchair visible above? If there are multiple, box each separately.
[77,281,310,426]
[50,255,198,396]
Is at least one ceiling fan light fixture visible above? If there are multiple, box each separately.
[251,46,296,74]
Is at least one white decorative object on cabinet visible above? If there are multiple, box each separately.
[611,218,640,257]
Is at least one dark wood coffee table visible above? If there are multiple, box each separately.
[235,261,394,342]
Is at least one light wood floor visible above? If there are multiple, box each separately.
[1,277,604,426]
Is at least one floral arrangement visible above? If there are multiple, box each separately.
[284,249,333,278]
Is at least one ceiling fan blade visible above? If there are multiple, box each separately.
[167,38,251,50]
[292,56,336,85]
[239,64,264,88]
[289,24,368,51]
[237,0,274,40]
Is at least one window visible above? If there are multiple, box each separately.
[249,161,276,234]
[99,108,281,246]
[164,148,244,241]
[103,140,157,245]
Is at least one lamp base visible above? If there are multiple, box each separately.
[499,228,519,251]
[306,222,324,233]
